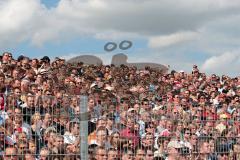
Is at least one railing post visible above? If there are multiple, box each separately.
[80,95,88,160]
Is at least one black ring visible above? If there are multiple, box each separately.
[104,42,117,52]
[119,40,132,50]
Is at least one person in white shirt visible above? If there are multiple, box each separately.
[64,120,80,144]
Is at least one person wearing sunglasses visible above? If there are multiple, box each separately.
[3,147,18,160]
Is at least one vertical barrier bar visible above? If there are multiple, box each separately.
[80,95,88,160]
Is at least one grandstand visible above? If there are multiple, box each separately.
[0,51,240,160]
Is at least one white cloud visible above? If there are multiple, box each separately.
[148,32,199,48]
[1,0,240,47]
[201,51,240,76]
[94,31,141,41]
[0,0,45,47]
[0,0,240,76]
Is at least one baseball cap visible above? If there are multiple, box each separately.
[45,127,56,134]
[41,56,50,63]
[167,140,183,149]
[17,55,25,62]
[55,57,64,61]
[128,108,136,113]
[179,70,184,73]
[153,105,163,111]
[160,116,167,120]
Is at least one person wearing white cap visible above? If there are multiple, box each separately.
[165,140,183,160]
[179,70,185,73]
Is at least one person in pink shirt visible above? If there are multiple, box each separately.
[120,118,139,148]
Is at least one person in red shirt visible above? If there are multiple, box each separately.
[120,118,139,148]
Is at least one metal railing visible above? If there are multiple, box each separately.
[0,93,87,160]
[1,93,240,160]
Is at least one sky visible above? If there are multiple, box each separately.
[1,0,240,77]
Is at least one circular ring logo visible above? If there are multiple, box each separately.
[104,42,117,52]
[119,40,132,50]
[104,40,133,52]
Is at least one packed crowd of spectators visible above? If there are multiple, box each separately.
[0,51,240,160]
